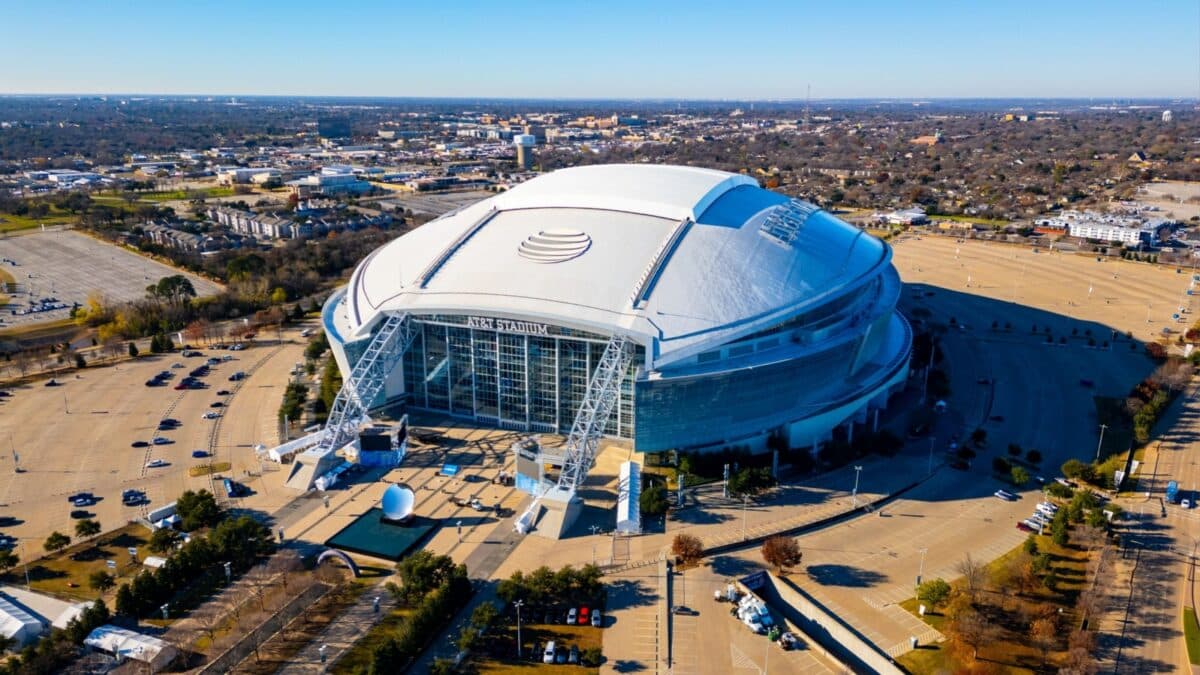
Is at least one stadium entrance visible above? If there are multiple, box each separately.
[398,314,641,437]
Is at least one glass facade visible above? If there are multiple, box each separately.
[400,315,641,437]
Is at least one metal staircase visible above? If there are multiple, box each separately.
[556,333,635,489]
[317,312,418,455]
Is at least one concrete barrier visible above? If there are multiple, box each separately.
[756,571,902,675]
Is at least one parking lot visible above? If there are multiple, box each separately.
[0,329,307,555]
[0,229,221,326]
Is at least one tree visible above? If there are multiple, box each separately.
[44,531,70,553]
[728,467,776,497]
[176,489,222,531]
[1026,449,1042,464]
[269,287,288,305]
[955,554,984,600]
[970,428,987,447]
[761,536,803,573]
[1062,458,1093,481]
[148,527,181,554]
[127,341,139,358]
[74,519,101,541]
[0,548,18,574]
[916,578,952,610]
[74,353,86,369]
[1029,616,1057,663]
[470,602,498,631]
[671,534,703,566]
[1011,465,1030,486]
[1007,443,1022,457]
[639,483,669,517]
[88,570,114,593]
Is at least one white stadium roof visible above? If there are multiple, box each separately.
[341,164,888,367]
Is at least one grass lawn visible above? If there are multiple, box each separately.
[473,622,602,674]
[331,606,414,674]
[0,212,77,232]
[22,522,152,602]
[896,533,1094,673]
[931,214,1010,226]
[1185,607,1200,664]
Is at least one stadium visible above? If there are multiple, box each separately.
[296,164,910,530]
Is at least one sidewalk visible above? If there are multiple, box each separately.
[277,578,396,674]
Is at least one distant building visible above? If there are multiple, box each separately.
[1163,110,1174,123]
[317,116,352,141]
[84,626,178,671]
[876,207,928,226]
[285,166,373,198]
[217,167,279,185]
[1035,209,1166,245]
[910,129,943,146]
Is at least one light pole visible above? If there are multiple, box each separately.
[928,437,936,475]
[590,525,601,565]
[852,466,863,508]
[916,548,928,588]
[514,600,524,658]
[1095,424,1108,462]
[742,495,749,541]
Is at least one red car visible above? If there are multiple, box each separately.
[578,607,589,625]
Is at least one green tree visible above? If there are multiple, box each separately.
[639,483,669,516]
[88,570,114,593]
[148,527,181,554]
[269,287,288,305]
[44,531,70,553]
[127,341,139,358]
[74,519,101,541]
[1023,535,1039,556]
[1011,465,1030,486]
[917,578,952,609]
[728,467,776,497]
[176,489,222,531]
[114,583,137,617]
[0,548,18,574]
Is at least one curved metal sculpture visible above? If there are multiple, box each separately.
[381,484,415,522]
[316,549,360,578]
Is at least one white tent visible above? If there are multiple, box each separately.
[0,595,43,646]
[85,625,177,672]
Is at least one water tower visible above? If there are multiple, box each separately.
[514,134,536,171]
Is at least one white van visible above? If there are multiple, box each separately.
[543,641,556,664]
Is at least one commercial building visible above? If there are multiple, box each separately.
[286,166,373,198]
[321,164,910,460]
[1035,209,1167,246]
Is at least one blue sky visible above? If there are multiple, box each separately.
[0,0,1195,99]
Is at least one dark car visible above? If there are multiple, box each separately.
[67,492,94,503]
[161,418,180,426]
[216,390,231,396]
[69,509,90,519]
[145,379,164,387]
[210,401,224,408]
[72,496,94,507]
[131,441,150,448]
[191,450,209,458]
[0,391,11,397]
[44,379,59,387]
[228,371,246,382]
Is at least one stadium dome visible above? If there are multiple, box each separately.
[324,164,910,453]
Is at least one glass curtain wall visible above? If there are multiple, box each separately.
[400,316,639,438]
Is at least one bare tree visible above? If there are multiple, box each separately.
[266,550,303,593]
[955,553,985,600]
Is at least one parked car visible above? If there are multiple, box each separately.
[578,607,589,625]
[192,450,209,458]
[228,371,246,381]
[69,509,90,519]
[145,459,167,468]
[566,608,577,624]
[131,441,150,448]
[202,412,220,419]
[216,390,231,396]
[543,641,556,664]
[591,609,602,627]
[44,379,58,387]
[152,437,171,445]
[568,645,580,664]
[210,401,224,408]
[171,362,185,368]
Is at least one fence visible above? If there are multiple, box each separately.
[198,581,331,674]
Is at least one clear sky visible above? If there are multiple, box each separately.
[0,0,1195,99]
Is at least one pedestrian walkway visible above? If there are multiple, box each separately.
[278,578,396,674]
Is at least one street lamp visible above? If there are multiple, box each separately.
[1095,424,1108,462]
[852,466,863,508]
[514,600,524,659]
[742,495,749,541]
[916,548,928,588]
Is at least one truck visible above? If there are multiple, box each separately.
[1167,480,1180,504]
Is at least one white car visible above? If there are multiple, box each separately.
[171,362,184,369]
[145,459,167,468]
[1184,499,1192,509]
[202,411,220,420]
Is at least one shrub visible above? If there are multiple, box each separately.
[581,646,603,667]
[639,483,669,516]
[992,457,1011,474]
[1011,466,1030,486]
[917,578,952,609]
[671,534,704,565]
[1026,449,1042,464]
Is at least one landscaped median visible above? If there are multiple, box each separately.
[1185,607,1200,665]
